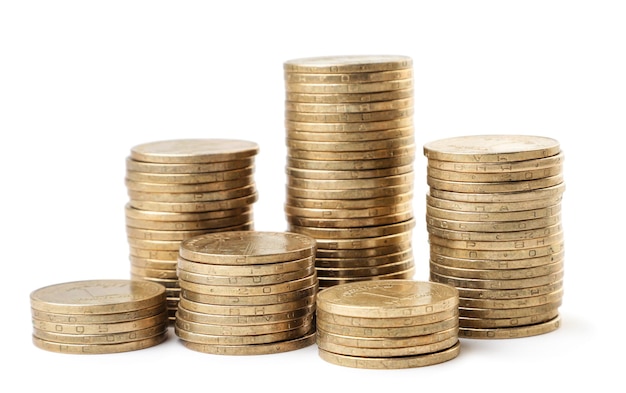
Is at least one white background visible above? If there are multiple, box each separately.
[2,1,624,392]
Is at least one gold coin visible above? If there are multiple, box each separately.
[315,249,414,269]
[30,280,166,314]
[459,300,562,319]
[285,79,413,94]
[285,68,413,83]
[124,203,250,221]
[131,275,179,289]
[315,231,413,250]
[426,194,563,213]
[128,194,258,213]
[178,273,318,296]
[126,227,210,241]
[459,315,560,339]
[318,335,458,358]
[177,255,314,277]
[125,156,254,174]
[175,322,312,345]
[423,135,561,163]
[288,210,414,229]
[318,268,415,288]
[286,165,413,181]
[427,174,564,194]
[316,315,458,338]
[176,265,316,287]
[127,186,257,203]
[284,55,412,74]
[177,294,316,317]
[175,314,314,336]
[287,173,414,190]
[459,289,563,309]
[426,213,561,233]
[430,250,564,270]
[430,242,564,260]
[426,152,564,173]
[176,303,314,326]
[426,223,562,242]
[286,97,413,113]
[426,204,561,222]
[290,218,415,239]
[287,183,413,200]
[431,270,564,290]
[181,328,316,355]
[286,117,413,132]
[32,324,168,345]
[129,247,179,261]
[286,193,413,210]
[31,303,167,324]
[129,257,178,270]
[286,88,414,104]
[317,326,457,349]
[287,155,415,171]
[125,166,254,184]
[126,215,253,231]
[459,309,559,328]
[316,241,412,258]
[428,231,563,250]
[427,164,562,183]
[286,136,414,153]
[32,331,168,354]
[130,266,178,280]
[180,283,318,306]
[428,182,565,203]
[316,259,414,279]
[126,238,181,251]
[317,279,458,318]
[285,108,413,123]
[455,280,564,300]
[179,231,316,265]
[316,307,457,329]
[130,139,258,164]
[125,176,255,193]
[317,340,460,369]
[288,145,415,161]
[285,202,412,220]
[429,259,564,280]
[287,126,414,142]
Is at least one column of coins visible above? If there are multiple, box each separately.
[283,55,417,289]
[315,280,460,369]
[174,231,319,355]
[30,279,169,354]
[423,135,565,339]
[124,138,259,323]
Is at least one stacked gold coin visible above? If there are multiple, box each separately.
[423,135,565,339]
[316,280,460,369]
[283,55,416,289]
[124,138,259,322]
[174,231,318,355]
[30,279,169,354]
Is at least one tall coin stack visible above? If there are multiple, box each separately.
[423,135,565,339]
[316,280,460,369]
[124,139,259,323]
[174,231,318,355]
[30,279,169,354]
[283,55,417,289]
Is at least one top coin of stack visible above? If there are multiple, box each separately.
[283,55,417,289]
[30,279,169,354]
[423,135,565,339]
[124,139,259,323]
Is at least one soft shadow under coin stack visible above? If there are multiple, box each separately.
[283,55,417,290]
[124,139,259,323]
[423,135,565,339]
[174,231,318,355]
[316,280,460,369]
[30,279,169,354]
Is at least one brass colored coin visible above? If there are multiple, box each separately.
[459,315,560,339]
[284,55,412,74]
[316,241,412,258]
[175,322,312,345]
[426,223,562,242]
[426,214,561,233]
[430,242,564,260]
[287,173,414,190]
[317,279,458,318]
[285,108,413,123]
[176,303,314,326]
[126,227,210,241]
[315,231,412,250]
[125,156,254,174]
[288,145,415,161]
[125,176,255,194]
[458,288,563,309]
[175,314,314,336]
[287,183,413,200]
[428,231,564,251]
[459,309,559,328]
[285,67,413,82]
[180,231,317,265]
[126,214,253,231]
[127,187,258,203]
[286,88,414,104]
[126,238,181,251]
[429,259,564,280]
[423,135,561,163]
[177,255,314,276]
[317,326,457,349]
[32,331,168,354]
[177,294,316,317]
[426,204,560,222]
[427,174,564,194]
[288,210,414,229]
[316,249,414,269]
[131,276,179,289]
[316,259,414,279]
[129,194,258,213]
[317,340,460,369]
[426,152,564,173]
[125,166,254,184]
[287,155,415,171]
[287,126,414,142]
[318,335,458,358]
[30,280,166,314]
[285,78,413,94]
[426,194,563,213]
[31,303,167,325]
[124,203,250,222]
[427,164,562,183]
[428,182,566,203]
[176,265,316,286]
[318,268,415,288]
[316,316,458,338]
[289,218,415,239]
[455,280,564,300]
[130,266,178,280]
[459,300,562,319]
[180,283,318,306]
[129,247,179,261]
[130,139,259,164]
[285,202,412,220]
[178,273,318,296]
[430,250,564,270]
[286,193,413,210]
[130,257,178,270]
[287,135,414,152]
[32,324,168,345]
[286,117,413,132]
[181,328,316,355]
[286,165,414,181]
[316,307,457,328]
[431,270,564,290]
[286,97,413,113]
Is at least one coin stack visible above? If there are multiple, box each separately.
[174,231,318,355]
[283,55,417,289]
[316,280,460,369]
[30,279,169,354]
[124,138,259,323]
[423,135,565,339]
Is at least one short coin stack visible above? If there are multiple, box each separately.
[283,55,417,289]
[316,280,460,369]
[124,138,259,322]
[30,279,169,354]
[174,231,318,355]
[423,135,565,339]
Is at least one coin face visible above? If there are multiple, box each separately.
[130,139,259,164]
